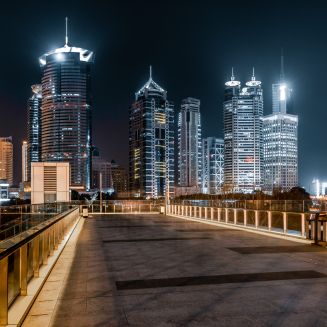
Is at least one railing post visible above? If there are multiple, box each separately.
[218,208,221,222]
[301,214,305,238]
[43,230,49,265]
[205,207,208,219]
[234,209,237,224]
[255,210,259,228]
[268,211,272,231]
[283,212,287,234]
[0,257,8,325]
[211,207,213,220]
[49,227,54,256]
[244,209,247,226]
[20,244,28,296]
[33,236,40,277]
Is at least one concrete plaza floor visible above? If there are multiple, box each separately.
[22,214,327,327]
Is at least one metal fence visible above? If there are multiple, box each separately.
[0,206,79,325]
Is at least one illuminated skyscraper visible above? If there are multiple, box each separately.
[39,19,94,190]
[223,69,263,193]
[178,97,202,188]
[129,67,174,198]
[27,84,42,181]
[202,137,224,194]
[263,54,298,192]
[22,141,28,183]
[0,137,13,185]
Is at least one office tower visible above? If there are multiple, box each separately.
[202,137,224,194]
[111,161,128,194]
[129,67,174,198]
[27,84,42,181]
[178,97,202,189]
[263,55,298,192]
[22,141,28,183]
[39,19,94,190]
[92,154,113,190]
[0,137,13,185]
[223,69,263,193]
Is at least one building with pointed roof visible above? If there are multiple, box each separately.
[129,67,174,198]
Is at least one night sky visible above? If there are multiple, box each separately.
[0,0,326,192]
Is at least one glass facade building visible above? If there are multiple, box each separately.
[263,56,298,192]
[0,137,13,185]
[202,137,224,194]
[223,70,263,193]
[129,68,174,198]
[263,114,298,192]
[27,84,42,181]
[39,43,94,190]
[178,97,202,188]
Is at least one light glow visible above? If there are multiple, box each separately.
[280,84,287,101]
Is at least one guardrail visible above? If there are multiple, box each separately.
[167,204,313,239]
[171,199,325,213]
[0,206,79,325]
[82,202,163,214]
[0,203,74,241]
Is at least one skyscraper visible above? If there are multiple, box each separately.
[202,137,224,194]
[263,54,298,192]
[22,141,28,183]
[27,84,42,181]
[223,69,263,193]
[0,137,13,185]
[129,67,174,198]
[39,19,94,190]
[111,162,128,195]
[178,97,202,189]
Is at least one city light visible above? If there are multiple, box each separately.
[280,84,287,101]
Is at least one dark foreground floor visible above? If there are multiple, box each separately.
[24,214,327,327]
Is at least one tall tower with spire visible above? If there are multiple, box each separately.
[223,68,263,193]
[129,67,174,198]
[272,50,292,114]
[263,51,298,193]
[39,18,95,190]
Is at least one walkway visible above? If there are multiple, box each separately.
[23,214,327,327]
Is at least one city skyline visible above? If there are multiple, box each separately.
[0,1,326,192]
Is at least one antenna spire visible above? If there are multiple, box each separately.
[280,48,285,81]
[252,67,255,80]
[231,67,235,81]
[65,17,69,46]
[149,65,152,79]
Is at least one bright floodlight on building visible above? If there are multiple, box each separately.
[245,67,262,87]
[225,67,241,87]
[279,84,287,101]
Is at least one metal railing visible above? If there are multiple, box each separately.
[0,206,79,325]
[0,203,75,241]
[79,200,164,214]
[171,199,326,213]
[167,204,312,239]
